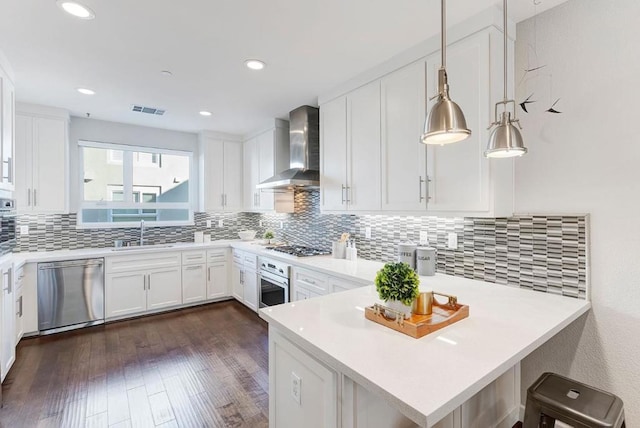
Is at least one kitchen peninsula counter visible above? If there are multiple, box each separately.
[259,274,590,427]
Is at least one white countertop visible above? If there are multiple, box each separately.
[258,274,591,427]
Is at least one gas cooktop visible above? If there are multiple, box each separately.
[266,245,331,257]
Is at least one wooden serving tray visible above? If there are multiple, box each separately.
[364,294,469,339]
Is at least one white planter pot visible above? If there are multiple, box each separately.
[385,300,412,319]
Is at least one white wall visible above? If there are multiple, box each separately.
[68,117,199,211]
[515,0,640,420]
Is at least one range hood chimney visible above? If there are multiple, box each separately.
[257,106,320,189]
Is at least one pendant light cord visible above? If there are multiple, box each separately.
[441,0,446,68]
[503,0,508,102]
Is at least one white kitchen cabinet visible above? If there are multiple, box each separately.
[230,250,258,311]
[1,262,16,382]
[243,120,290,212]
[327,275,366,294]
[206,248,229,300]
[380,61,428,211]
[270,329,338,428]
[14,265,24,344]
[320,81,381,212]
[292,267,328,301]
[182,263,207,304]
[199,134,243,211]
[0,64,15,192]
[105,253,182,319]
[460,365,518,427]
[15,104,69,213]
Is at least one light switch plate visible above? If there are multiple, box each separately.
[280,221,284,229]
[19,225,29,236]
[206,220,212,228]
[447,233,458,249]
[218,220,224,228]
[365,227,372,239]
[419,231,429,245]
[259,220,263,227]
[291,372,301,405]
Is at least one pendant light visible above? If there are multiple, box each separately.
[422,0,471,145]
[484,0,527,158]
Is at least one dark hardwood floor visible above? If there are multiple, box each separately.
[0,301,269,428]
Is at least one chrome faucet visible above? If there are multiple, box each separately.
[140,220,145,246]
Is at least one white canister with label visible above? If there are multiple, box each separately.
[397,242,417,269]
[416,246,436,276]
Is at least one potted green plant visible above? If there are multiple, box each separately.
[374,262,420,319]
[263,230,275,244]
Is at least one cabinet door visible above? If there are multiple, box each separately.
[293,286,311,301]
[14,114,32,211]
[15,287,23,344]
[460,366,517,428]
[223,141,244,211]
[182,264,207,304]
[425,35,490,213]
[1,74,15,189]
[243,138,259,211]
[33,117,66,213]
[207,262,228,300]
[1,267,16,381]
[147,268,182,311]
[242,269,258,312]
[202,138,224,211]
[320,96,348,211]
[381,61,428,211]
[257,130,275,210]
[232,261,243,302]
[347,81,381,211]
[105,272,146,318]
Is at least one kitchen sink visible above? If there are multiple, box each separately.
[111,244,174,252]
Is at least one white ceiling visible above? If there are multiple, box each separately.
[0,0,567,136]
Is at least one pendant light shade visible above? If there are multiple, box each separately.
[421,0,471,145]
[485,111,527,158]
[485,0,527,158]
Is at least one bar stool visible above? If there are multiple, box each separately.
[523,372,625,428]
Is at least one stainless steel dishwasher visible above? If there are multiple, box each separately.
[37,258,105,334]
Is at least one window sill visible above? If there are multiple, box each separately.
[76,220,195,230]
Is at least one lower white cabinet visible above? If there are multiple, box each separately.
[1,262,16,382]
[105,253,182,319]
[15,265,24,344]
[182,263,207,304]
[207,249,229,300]
[293,268,367,301]
[230,250,258,311]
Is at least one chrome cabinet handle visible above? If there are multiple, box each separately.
[224,194,227,206]
[185,265,202,270]
[345,186,351,204]
[425,175,432,202]
[240,270,244,284]
[341,184,346,204]
[34,189,37,206]
[147,274,151,290]
[208,267,211,282]
[17,295,23,317]
[27,188,31,206]
[419,176,426,202]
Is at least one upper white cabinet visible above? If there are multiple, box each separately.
[320,81,381,212]
[199,133,243,211]
[0,62,15,192]
[320,25,514,217]
[243,120,290,212]
[15,104,69,213]
[380,60,427,211]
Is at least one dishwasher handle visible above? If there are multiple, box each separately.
[38,259,104,270]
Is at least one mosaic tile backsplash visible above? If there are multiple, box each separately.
[13,190,587,299]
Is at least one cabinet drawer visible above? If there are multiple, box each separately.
[182,250,206,265]
[207,249,228,264]
[232,250,243,264]
[293,267,328,295]
[106,252,181,274]
[15,266,25,290]
[243,252,258,271]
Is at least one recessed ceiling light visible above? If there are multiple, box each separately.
[244,59,266,70]
[76,88,95,95]
[199,111,212,117]
[57,1,95,19]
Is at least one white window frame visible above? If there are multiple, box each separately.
[77,140,195,228]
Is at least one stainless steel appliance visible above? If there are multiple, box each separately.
[257,105,320,189]
[37,258,105,334]
[267,245,331,257]
[259,257,290,308]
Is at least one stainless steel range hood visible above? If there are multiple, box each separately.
[257,105,320,189]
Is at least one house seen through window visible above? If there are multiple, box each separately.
[79,141,193,227]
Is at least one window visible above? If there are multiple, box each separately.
[79,141,193,227]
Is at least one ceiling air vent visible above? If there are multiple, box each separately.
[131,105,166,116]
